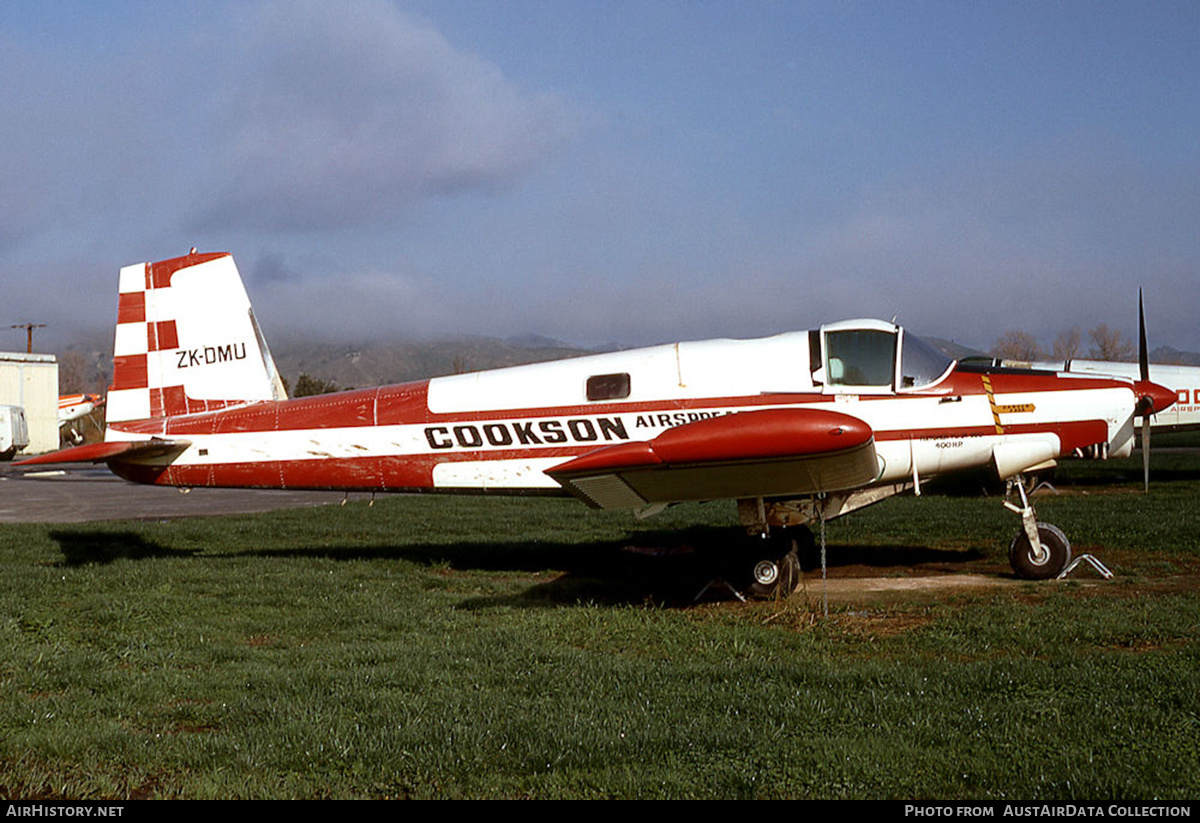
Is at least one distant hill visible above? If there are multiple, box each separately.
[923,337,988,362]
[271,336,597,391]
[927,337,1200,367]
[1149,346,1200,366]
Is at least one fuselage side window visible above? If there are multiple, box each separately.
[586,372,631,401]
[824,329,897,388]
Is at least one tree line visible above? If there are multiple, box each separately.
[991,325,1136,362]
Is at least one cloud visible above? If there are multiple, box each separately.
[0,0,582,342]
[3,3,1197,357]
[0,2,578,246]
[193,1,579,232]
[250,264,448,343]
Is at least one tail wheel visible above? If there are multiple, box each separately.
[1009,523,1071,580]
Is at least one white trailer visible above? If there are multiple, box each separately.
[0,405,29,460]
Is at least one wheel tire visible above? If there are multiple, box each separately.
[1009,523,1071,580]
[747,540,801,598]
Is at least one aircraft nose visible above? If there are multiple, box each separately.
[1134,380,1177,416]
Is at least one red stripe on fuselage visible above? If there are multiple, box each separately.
[109,450,580,492]
[938,369,1125,396]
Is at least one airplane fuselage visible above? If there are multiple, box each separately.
[104,340,1138,501]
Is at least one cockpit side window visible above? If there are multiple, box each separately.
[824,329,897,388]
[899,332,954,390]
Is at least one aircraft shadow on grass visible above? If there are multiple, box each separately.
[48,525,985,606]
[49,529,200,565]
[452,541,987,609]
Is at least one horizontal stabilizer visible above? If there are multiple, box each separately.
[547,408,878,509]
[15,438,191,467]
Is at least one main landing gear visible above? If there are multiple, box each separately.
[741,522,835,598]
[726,478,1088,598]
[744,528,813,598]
[692,521,812,602]
[1003,476,1072,579]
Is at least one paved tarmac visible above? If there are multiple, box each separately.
[0,462,348,523]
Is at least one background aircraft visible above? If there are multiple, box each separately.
[57,393,104,445]
[19,252,1175,593]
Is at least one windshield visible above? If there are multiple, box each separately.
[899,331,954,389]
[824,328,897,387]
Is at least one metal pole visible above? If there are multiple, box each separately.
[11,323,46,354]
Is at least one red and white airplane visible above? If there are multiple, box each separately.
[58,393,104,445]
[20,252,1177,590]
[58,394,102,423]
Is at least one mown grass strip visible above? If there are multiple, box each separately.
[1,454,1198,798]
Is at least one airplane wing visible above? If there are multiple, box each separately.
[546,408,878,509]
[15,438,191,467]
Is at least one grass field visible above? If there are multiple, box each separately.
[1,451,1198,799]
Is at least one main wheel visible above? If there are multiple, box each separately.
[747,534,802,598]
[1008,523,1071,580]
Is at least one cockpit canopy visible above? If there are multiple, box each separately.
[818,319,954,394]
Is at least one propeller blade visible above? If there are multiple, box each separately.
[1137,289,1152,492]
[1131,290,1178,493]
[1138,288,1149,383]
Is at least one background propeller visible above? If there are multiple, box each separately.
[1132,289,1176,491]
[1140,290,1150,490]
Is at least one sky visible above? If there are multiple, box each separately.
[2,0,1198,355]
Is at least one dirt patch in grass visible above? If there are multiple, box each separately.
[807,572,1007,595]
[788,558,1200,608]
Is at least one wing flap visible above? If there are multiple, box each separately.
[547,408,878,509]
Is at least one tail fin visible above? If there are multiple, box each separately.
[107,251,287,424]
